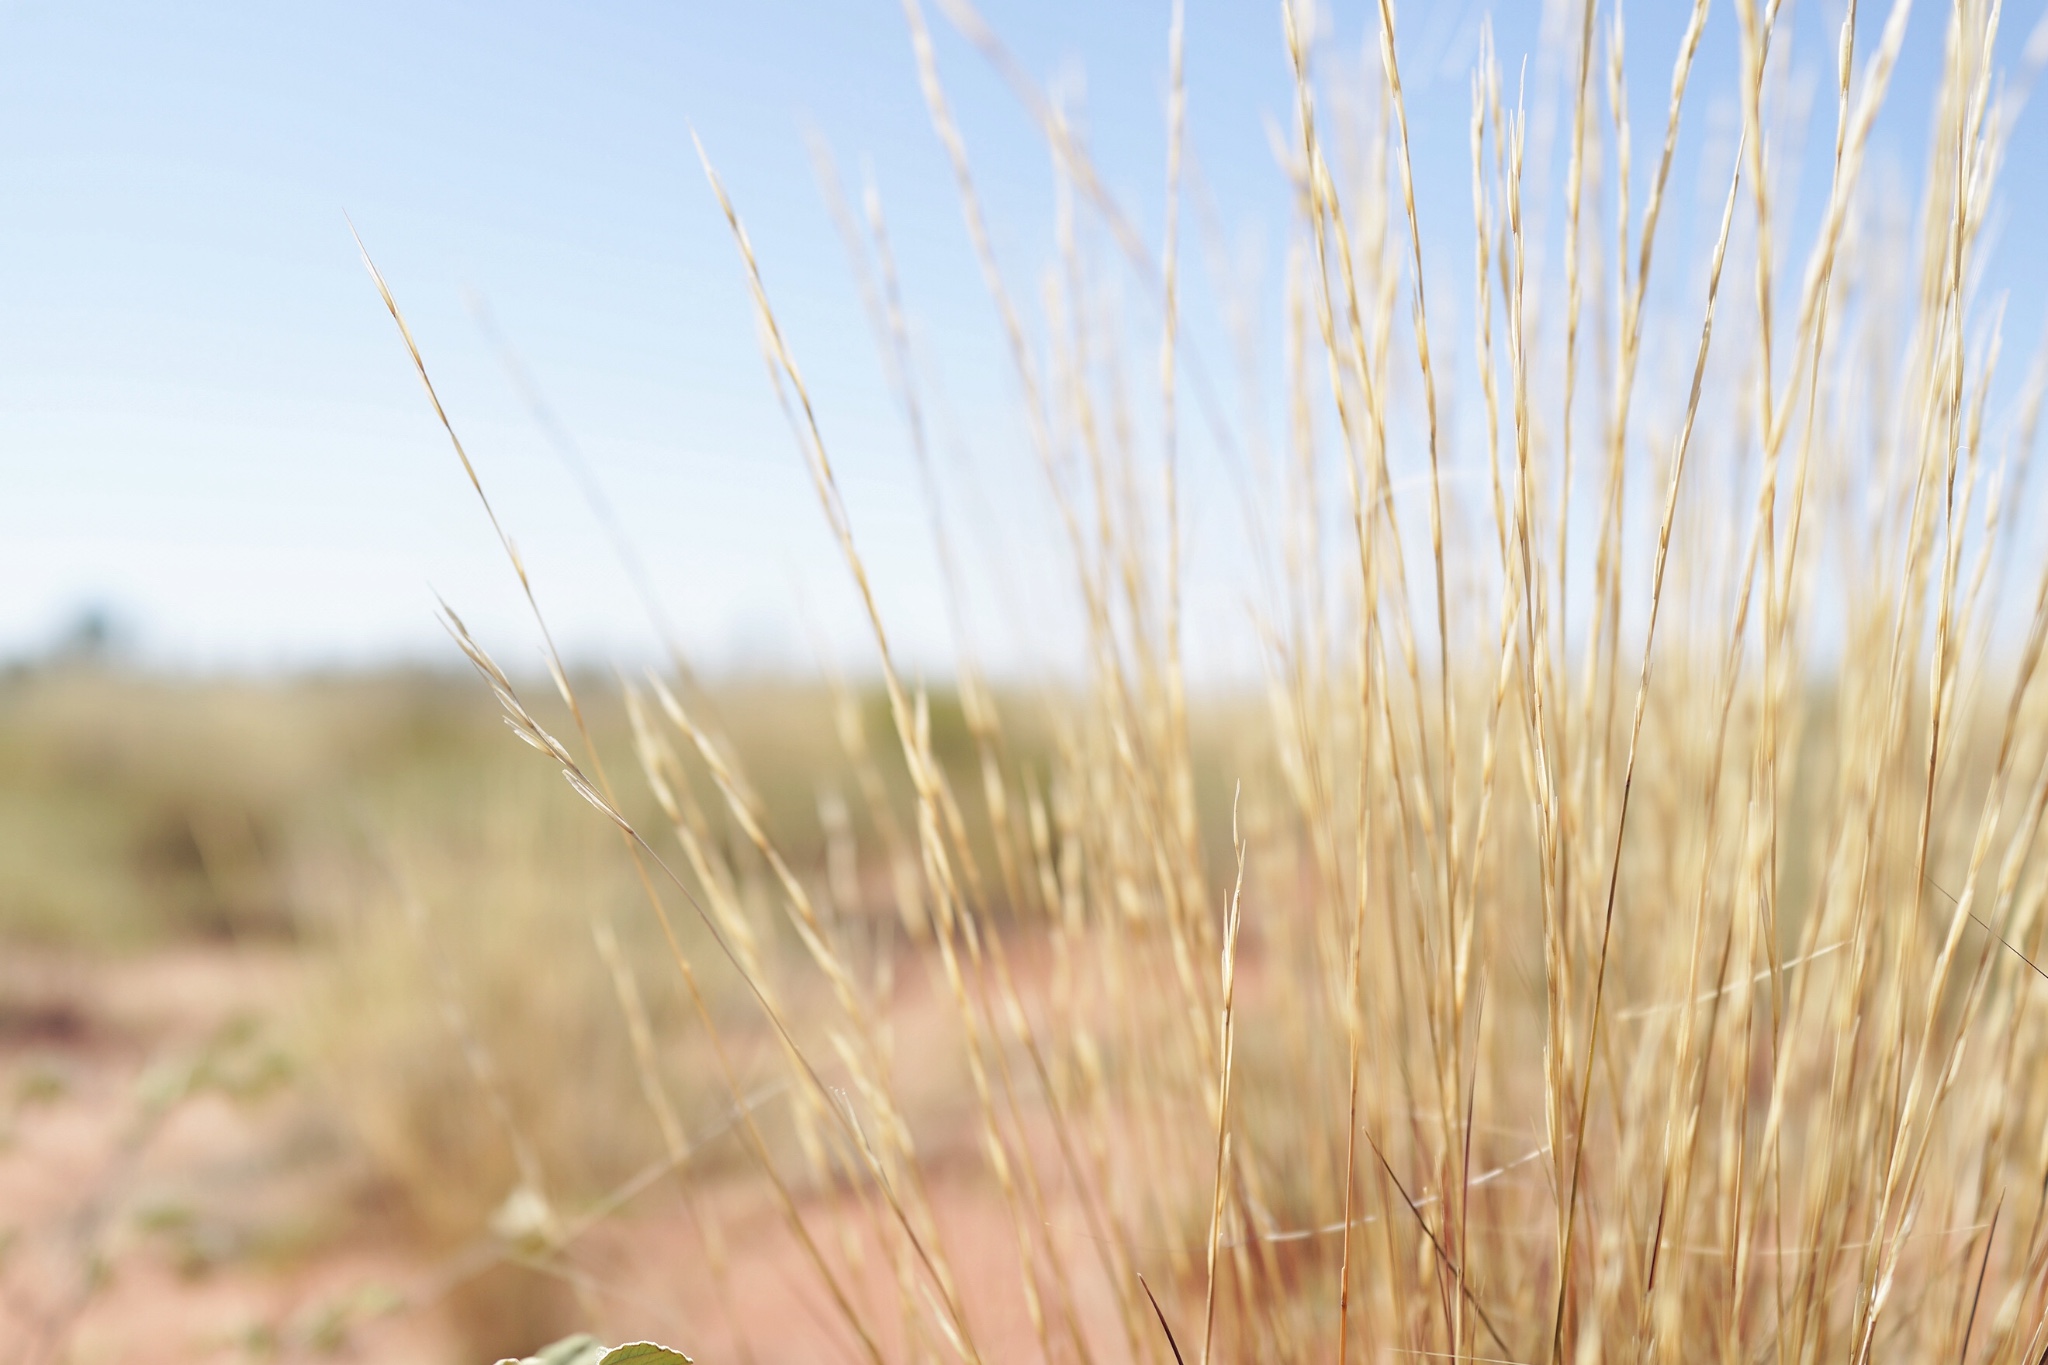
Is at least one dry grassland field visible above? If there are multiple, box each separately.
[6,1,2048,1363]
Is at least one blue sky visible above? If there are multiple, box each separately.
[1,0,2042,675]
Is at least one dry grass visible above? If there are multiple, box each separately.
[337,1,2048,1362]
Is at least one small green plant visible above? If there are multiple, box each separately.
[497,1336,691,1365]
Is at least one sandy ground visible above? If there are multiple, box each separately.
[0,936,1214,1365]
[0,945,462,1365]
[0,941,1133,1365]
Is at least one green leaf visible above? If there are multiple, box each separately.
[492,1337,692,1365]
[599,1345,694,1365]
[535,1337,612,1365]
[494,1334,610,1365]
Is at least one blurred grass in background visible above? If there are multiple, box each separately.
[0,664,989,949]
[0,665,497,948]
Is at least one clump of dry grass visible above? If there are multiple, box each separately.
[367,0,2048,1361]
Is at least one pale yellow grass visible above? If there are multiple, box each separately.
[358,2,2048,1362]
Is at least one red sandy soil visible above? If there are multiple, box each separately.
[0,935,1210,1365]
[0,946,461,1365]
